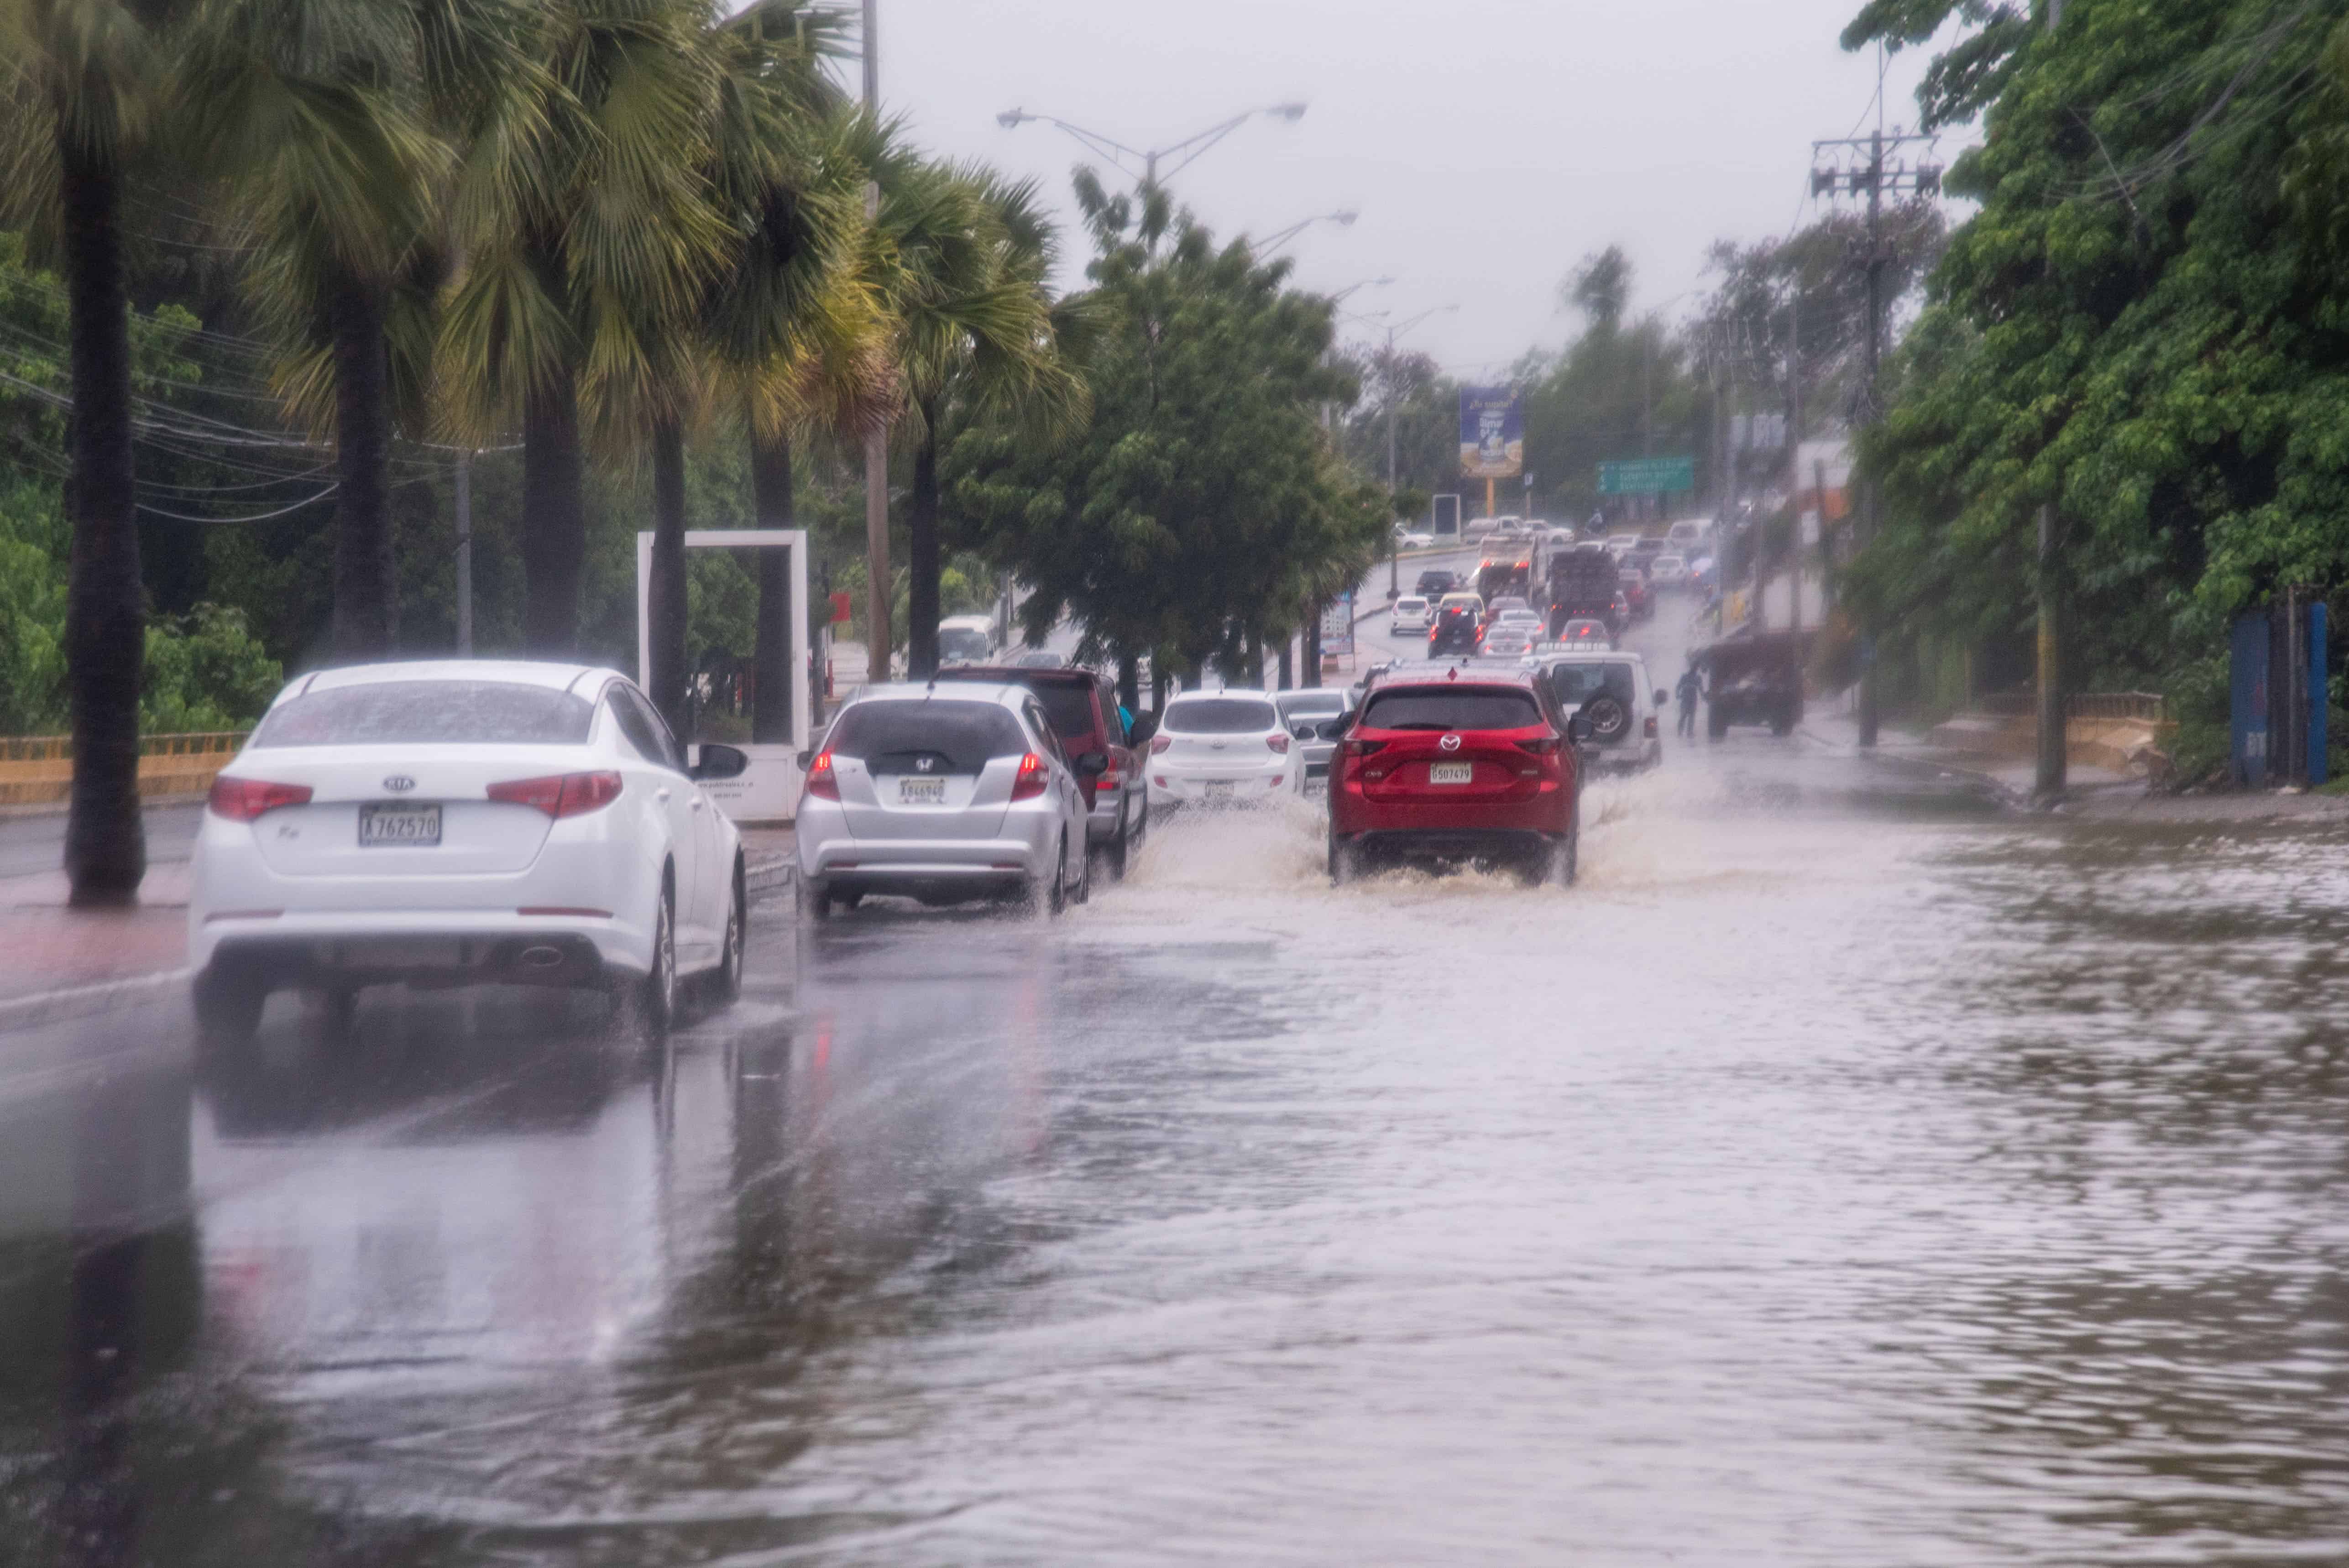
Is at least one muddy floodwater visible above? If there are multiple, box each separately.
[5,727,2349,1565]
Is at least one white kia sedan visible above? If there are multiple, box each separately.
[189,661,748,1043]
[1145,690,1303,807]
[794,682,1094,919]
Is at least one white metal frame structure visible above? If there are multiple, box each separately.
[636,529,810,822]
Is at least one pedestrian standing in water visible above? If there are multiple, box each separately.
[1676,663,1701,738]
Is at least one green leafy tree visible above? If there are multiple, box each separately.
[946,178,1382,691]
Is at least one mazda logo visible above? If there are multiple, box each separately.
[382,774,416,792]
[1439,734,1462,752]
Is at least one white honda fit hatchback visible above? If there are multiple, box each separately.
[188,660,747,1042]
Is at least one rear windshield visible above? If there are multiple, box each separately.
[1544,663,1637,708]
[938,627,992,661]
[1163,698,1277,734]
[826,699,1029,775]
[249,681,594,747]
[1033,682,1100,742]
[1396,598,1426,612]
[1360,688,1542,732]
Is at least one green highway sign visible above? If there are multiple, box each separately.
[1598,455,1696,495]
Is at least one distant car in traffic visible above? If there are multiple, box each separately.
[1618,569,1653,622]
[1004,648,1068,668]
[1326,662,1586,885]
[1392,523,1436,549]
[1479,625,1539,659]
[1666,519,1709,550]
[1146,690,1303,808]
[937,613,998,665]
[1390,594,1431,635]
[1276,688,1350,787]
[1648,554,1690,589]
[1530,649,1667,772]
[1483,595,1533,624]
[1428,600,1482,657]
[189,660,749,1045]
[1555,617,1614,647]
[933,663,1149,879]
[1416,569,1464,598]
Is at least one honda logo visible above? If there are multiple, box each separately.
[916,756,935,772]
[382,774,416,792]
[1439,734,1462,752]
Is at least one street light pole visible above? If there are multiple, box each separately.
[997,103,1308,188]
[861,0,889,678]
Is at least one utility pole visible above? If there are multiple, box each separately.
[860,0,890,680]
[454,449,473,656]
[2035,0,2067,800]
[1812,114,1941,749]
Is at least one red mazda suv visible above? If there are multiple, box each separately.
[1326,663,1585,886]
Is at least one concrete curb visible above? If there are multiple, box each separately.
[0,967,191,1034]
[1798,727,2025,809]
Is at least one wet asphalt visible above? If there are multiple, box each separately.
[3,598,2349,1565]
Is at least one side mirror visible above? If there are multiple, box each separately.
[1291,723,1316,741]
[1316,718,1347,742]
[1074,752,1109,779]
[1655,689,1671,706]
[1567,715,1594,744]
[693,742,750,781]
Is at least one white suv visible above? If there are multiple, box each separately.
[1390,595,1431,634]
[1526,649,1669,772]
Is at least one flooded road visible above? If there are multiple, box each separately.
[5,610,2349,1564]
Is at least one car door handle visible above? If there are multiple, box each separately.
[690,798,704,811]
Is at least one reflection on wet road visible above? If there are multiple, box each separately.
[5,623,2349,1562]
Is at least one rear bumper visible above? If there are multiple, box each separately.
[1338,827,1559,866]
[199,914,635,991]
[801,834,1053,885]
[1148,769,1289,806]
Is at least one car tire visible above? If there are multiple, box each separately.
[1029,840,1067,920]
[1558,820,1580,887]
[1707,707,1729,742]
[634,883,677,1046]
[798,875,831,923]
[1582,695,1632,745]
[711,864,745,1004]
[194,965,266,1046]
[1104,813,1131,882]
[1328,832,1360,886]
[1072,832,1093,906]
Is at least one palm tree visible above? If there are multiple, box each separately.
[439,0,730,657]
[182,0,523,662]
[866,153,1084,678]
[0,0,176,904]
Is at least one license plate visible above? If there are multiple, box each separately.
[1429,763,1474,785]
[897,776,947,805]
[1203,780,1235,799]
[359,802,440,847]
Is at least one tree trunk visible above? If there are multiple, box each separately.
[1117,653,1138,716]
[906,394,942,680]
[749,421,794,744]
[521,377,585,655]
[1303,604,1322,688]
[1277,636,1293,690]
[328,272,396,660]
[648,417,689,735]
[60,142,146,907]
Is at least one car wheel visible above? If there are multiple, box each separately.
[712,864,745,1004]
[194,965,266,1046]
[1031,839,1067,919]
[1707,707,1728,742]
[1582,695,1632,745]
[636,883,678,1045]
[1328,832,1359,886]
[1073,835,1093,905]
[797,875,831,923]
[1558,820,1580,887]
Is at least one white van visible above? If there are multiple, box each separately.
[937,614,998,665]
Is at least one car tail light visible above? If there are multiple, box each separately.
[1342,739,1387,759]
[1149,735,1172,755]
[1011,752,1048,801]
[488,770,623,818]
[802,751,839,800]
[1645,716,1658,738]
[1266,732,1290,754]
[1516,737,1560,755]
[207,776,312,821]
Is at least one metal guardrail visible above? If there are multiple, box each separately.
[2067,692,2167,722]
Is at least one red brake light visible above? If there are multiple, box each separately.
[803,751,839,800]
[1149,735,1172,755]
[1011,752,1048,801]
[1267,731,1290,754]
[488,770,623,818]
[1645,716,1659,738]
[207,776,312,821]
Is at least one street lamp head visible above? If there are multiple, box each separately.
[1334,209,1359,227]
[1267,102,1308,122]
[997,109,1032,129]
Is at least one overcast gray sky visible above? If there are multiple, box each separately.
[879,0,1968,377]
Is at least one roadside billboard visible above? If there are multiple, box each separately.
[1459,387,1523,479]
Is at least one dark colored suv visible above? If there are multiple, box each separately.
[1416,569,1463,597]
[932,664,1148,876]
[1326,664,1585,886]
[1427,605,1481,657]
